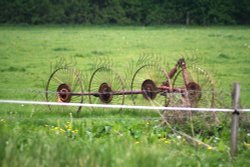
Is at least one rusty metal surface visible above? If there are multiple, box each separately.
[141,79,157,100]
[98,83,113,104]
[57,84,72,103]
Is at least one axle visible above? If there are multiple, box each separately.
[58,87,186,97]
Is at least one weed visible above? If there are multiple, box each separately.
[218,53,230,59]
[52,47,72,51]
[1,66,26,72]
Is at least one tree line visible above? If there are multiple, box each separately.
[0,0,249,25]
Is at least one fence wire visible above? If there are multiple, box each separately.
[0,99,249,112]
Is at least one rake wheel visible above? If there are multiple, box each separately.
[172,65,215,108]
[167,64,217,135]
[89,67,125,111]
[131,64,171,106]
[45,67,83,114]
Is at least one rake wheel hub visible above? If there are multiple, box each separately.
[141,79,157,100]
[98,83,113,103]
[57,84,72,102]
[187,82,201,105]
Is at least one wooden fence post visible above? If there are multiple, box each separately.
[231,83,240,156]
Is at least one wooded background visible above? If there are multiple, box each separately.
[0,0,249,25]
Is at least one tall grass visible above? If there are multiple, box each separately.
[1,113,250,167]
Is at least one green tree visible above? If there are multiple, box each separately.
[121,0,142,24]
[0,0,248,25]
[233,0,250,24]
[102,0,126,24]
[31,0,51,24]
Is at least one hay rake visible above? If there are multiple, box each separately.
[45,58,215,116]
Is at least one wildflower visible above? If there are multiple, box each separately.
[207,146,213,150]
[54,127,59,130]
[164,140,170,144]
[244,142,250,148]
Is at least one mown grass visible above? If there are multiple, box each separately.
[0,25,249,104]
[0,25,250,166]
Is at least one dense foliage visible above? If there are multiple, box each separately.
[0,0,249,25]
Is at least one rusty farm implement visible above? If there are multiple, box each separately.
[45,57,216,118]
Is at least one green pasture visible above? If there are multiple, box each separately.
[0,25,250,166]
[0,25,249,104]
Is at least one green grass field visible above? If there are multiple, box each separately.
[0,25,250,166]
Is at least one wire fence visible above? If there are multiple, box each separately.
[0,99,250,112]
[0,83,249,156]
